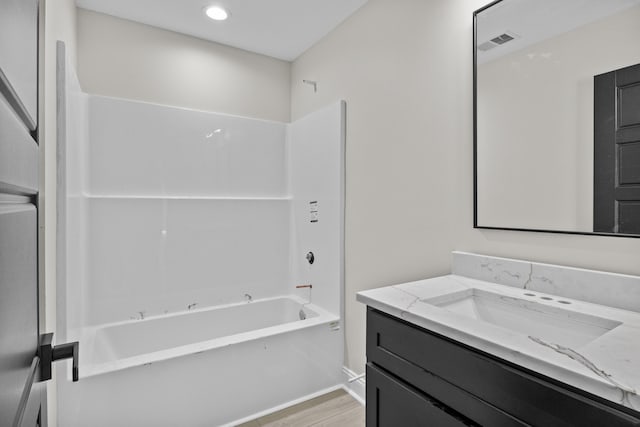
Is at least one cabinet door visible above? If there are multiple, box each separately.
[366,364,474,427]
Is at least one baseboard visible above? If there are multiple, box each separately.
[225,367,366,426]
[341,366,366,405]
[224,384,343,427]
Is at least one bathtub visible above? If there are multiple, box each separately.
[58,296,343,426]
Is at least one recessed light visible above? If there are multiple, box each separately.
[205,6,229,21]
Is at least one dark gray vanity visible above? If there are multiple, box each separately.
[357,252,640,426]
[365,308,640,426]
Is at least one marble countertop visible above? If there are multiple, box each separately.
[357,274,640,412]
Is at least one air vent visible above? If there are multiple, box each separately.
[478,31,519,52]
[491,33,514,45]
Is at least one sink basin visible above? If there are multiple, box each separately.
[422,289,621,348]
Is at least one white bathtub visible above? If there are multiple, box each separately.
[59,296,343,426]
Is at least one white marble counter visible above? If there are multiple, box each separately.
[357,273,640,412]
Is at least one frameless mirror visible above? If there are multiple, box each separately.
[474,0,640,236]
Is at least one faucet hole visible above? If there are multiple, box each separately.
[540,296,553,300]
[524,293,536,297]
[558,300,571,305]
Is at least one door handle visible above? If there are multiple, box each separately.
[39,333,79,382]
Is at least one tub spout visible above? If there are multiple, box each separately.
[296,284,313,289]
[244,293,252,302]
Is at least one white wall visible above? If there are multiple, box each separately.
[291,0,640,375]
[87,96,288,197]
[76,9,291,122]
[477,5,640,231]
[56,42,88,338]
[69,95,290,325]
[60,92,345,327]
[289,101,345,318]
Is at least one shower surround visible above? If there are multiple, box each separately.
[56,44,344,426]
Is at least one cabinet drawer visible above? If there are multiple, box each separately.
[366,363,474,427]
[367,308,640,427]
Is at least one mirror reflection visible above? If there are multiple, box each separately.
[475,0,640,235]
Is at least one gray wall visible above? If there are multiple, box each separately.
[290,0,640,374]
[77,9,291,122]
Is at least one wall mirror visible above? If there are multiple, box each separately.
[474,0,640,237]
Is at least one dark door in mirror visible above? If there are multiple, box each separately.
[594,63,640,234]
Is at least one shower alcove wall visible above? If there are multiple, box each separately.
[55,44,345,426]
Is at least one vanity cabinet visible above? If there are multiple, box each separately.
[366,308,640,427]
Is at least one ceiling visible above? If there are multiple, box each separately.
[76,0,368,61]
[477,0,640,64]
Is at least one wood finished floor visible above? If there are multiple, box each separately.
[237,389,364,427]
